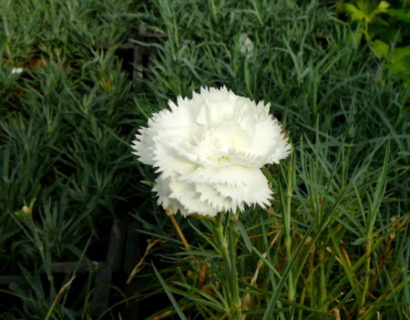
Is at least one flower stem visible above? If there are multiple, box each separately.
[284,152,295,302]
[360,239,372,310]
[215,213,242,320]
[166,208,191,250]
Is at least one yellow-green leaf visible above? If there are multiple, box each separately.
[369,1,390,21]
[388,46,410,81]
[377,1,390,13]
[372,40,389,58]
[339,3,368,21]
[391,46,410,65]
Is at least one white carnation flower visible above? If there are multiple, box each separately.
[132,87,291,217]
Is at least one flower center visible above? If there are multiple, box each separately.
[217,155,231,164]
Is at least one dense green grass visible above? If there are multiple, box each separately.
[0,0,143,318]
[0,0,409,319]
[130,0,410,319]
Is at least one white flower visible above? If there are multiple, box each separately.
[239,33,254,58]
[132,87,290,217]
[11,68,23,74]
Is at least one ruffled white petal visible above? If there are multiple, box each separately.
[153,175,188,216]
[214,169,272,208]
[180,165,257,187]
[131,86,291,216]
[168,179,218,217]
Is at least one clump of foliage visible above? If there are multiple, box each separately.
[337,0,410,86]
[0,0,147,318]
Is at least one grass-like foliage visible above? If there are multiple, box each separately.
[0,0,147,318]
[130,0,410,319]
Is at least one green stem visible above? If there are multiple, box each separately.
[318,248,327,311]
[215,213,242,320]
[360,239,372,311]
[210,0,220,20]
[284,152,295,302]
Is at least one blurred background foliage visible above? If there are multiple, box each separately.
[337,0,410,86]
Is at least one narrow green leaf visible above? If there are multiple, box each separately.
[152,263,187,320]
[237,221,252,253]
